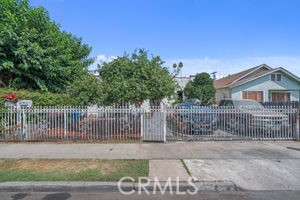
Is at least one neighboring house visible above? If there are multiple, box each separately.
[214,64,300,103]
[174,76,195,101]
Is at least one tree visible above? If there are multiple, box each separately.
[98,49,176,105]
[184,72,216,105]
[67,74,105,106]
[172,62,183,77]
[0,0,94,92]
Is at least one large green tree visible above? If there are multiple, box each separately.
[67,74,105,106]
[0,0,94,92]
[98,49,176,105]
[184,72,216,105]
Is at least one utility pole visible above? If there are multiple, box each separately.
[211,72,217,80]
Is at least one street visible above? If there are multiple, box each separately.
[1,191,300,200]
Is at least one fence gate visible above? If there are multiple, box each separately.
[141,108,166,142]
[166,107,299,141]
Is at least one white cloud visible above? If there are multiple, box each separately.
[96,54,107,62]
[89,54,117,70]
[166,56,300,78]
[108,56,117,62]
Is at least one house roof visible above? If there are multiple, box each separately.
[175,76,195,89]
[227,69,271,87]
[213,64,267,89]
[213,64,300,89]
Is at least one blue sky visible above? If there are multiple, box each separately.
[30,0,300,77]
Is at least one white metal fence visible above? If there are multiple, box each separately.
[166,106,299,141]
[0,106,299,142]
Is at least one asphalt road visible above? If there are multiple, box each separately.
[1,191,300,200]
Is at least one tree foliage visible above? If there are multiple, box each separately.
[172,62,183,78]
[67,74,105,106]
[184,73,216,105]
[0,0,94,92]
[98,49,176,105]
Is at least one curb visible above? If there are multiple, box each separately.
[0,181,237,192]
[0,182,132,192]
[133,181,237,192]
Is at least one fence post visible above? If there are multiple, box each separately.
[163,105,167,143]
[296,109,300,141]
[22,109,27,141]
[64,107,67,140]
[140,110,144,140]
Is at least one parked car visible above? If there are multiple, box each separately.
[218,99,289,136]
[168,103,217,135]
[183,98,201,105]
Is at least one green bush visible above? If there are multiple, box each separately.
[0,88,75,107]
[67,74,105,106]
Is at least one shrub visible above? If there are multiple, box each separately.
[0,88,75,107]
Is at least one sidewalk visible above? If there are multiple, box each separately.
[0,141,299,191]
[0,141,299,159]
[149,160,190,181]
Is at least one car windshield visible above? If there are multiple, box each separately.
[234,100,264,110]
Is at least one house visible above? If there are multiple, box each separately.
[214,64,300,103]
[174,76,195,101]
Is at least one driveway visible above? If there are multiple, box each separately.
[184,142,300,190]
[185,159,300,190]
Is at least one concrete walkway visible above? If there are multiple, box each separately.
[148,160,191,181]
[0,141,299,159]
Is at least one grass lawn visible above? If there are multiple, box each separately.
[0,159,148,182]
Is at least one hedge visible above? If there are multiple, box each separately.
[0,88,76,107]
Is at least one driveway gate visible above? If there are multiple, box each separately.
[166,107,299,141]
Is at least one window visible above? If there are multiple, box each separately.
[277,74,282,81]
[177,91,183,101]
[219,100,234,107]
[242,91,264,103]
[224,101,234,107]
[271,73,282,82]
[272,92,290,103]
[271,74,276,81]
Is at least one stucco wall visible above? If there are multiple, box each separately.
[231,72,300,102]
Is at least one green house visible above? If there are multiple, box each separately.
[214,64,300,103]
